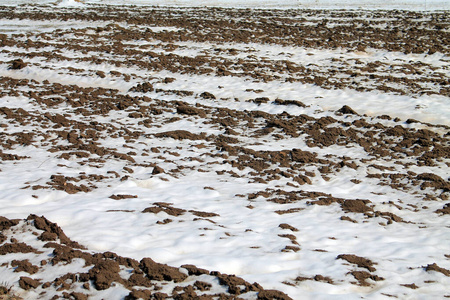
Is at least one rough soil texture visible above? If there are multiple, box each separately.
[0,4,449,300]
[0,215,292,300]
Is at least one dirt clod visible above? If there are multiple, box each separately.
[9,59,27,70]
[257,289,293,300]
[425,263,450,276]
[140,258,188,283]
[19,277,41,290]
[337,105,358,115]
[337,254,377,272]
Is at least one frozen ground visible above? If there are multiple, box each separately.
[0,3,449,300]
[2,0,450,10]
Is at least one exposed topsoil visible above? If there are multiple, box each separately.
[0,215,293,299]
[0,4,449,300]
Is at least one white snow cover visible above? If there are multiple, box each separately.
[0,3,448,300]
[1,0,449,10]
[56,0,86,7]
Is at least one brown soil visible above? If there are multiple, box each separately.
[337,254,377,272]
[425,263,450,276]
[337,105,358,115]
[257,289,293,300]
[341,200,373,213]
[154,130,206,140]
[142,203,187,216]
[11,260,39,274]
[0,217,20,230]
[0,243,39,255]
[279,223,299,232]
[0,5,449,300]
[109,194,138,200]
[436,203,450,215]
[27,215,85,249]
[140,258,187,283]
[9,59,27,70]
[349,271,384,286]
[18,277,40,290]
[189,210,220,217]
[0,215,291,299]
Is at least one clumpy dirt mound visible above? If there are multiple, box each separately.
[200,91,216,99]
[140,257,187,283]
[142,202,186,216]
[0,150,28,161]
[435,203,450,215]
[109,194,138,200]
[348,271,384,286]
[425,263,450,276]
[89,259,123,290]
[0,5,449,300]
[177,105,207,117]
[27,214,85,249]
[0,216,20,230]
[257,289,293,300]
[337,254,377,272]
[18,277,40,290]
[46,175,91,194]
[128,82,154,93]
[340,199,373,213]
[337,255,384,286]
[279,223,299,232]
[154,130,206,140]
[180,264,209,276]
[416,173,450,191]
[0,243,38,255]
[290,149,318,163]
[213,271,262,295]
[0,215,289,299]
[337,105,358,115]
[9,59,27,70]
[11,260,39,274]
[152,166,165,175]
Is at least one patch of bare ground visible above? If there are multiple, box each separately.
[425,263,450,276]
[109,194,138,200]
[337,254,377,272]
[0,5,449,300]
[348,271,384,286]
[436,203,450,215]
[0,72,447,201]
[283,274,335,287]
[142,203,186,216]
[0,215,289,299]
[337,254,385,286]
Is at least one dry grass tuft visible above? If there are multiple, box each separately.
[0,282,23,300]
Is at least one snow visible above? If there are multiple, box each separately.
[0,3,449,300]
[56,0,86,7]
[1,0,449,10]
